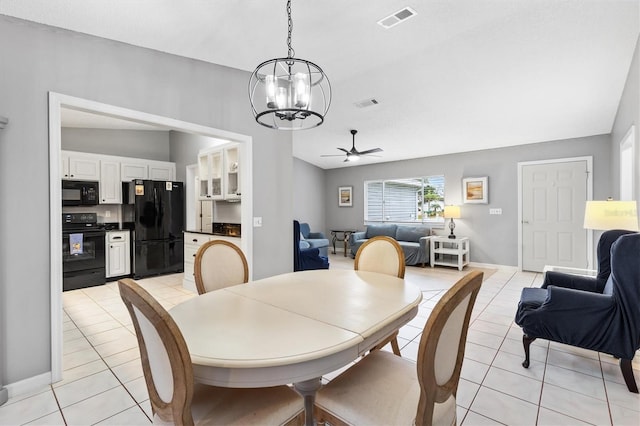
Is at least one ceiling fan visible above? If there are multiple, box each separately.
[321,130,383,162]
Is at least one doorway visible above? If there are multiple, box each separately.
[518,157,593,272]
[49,92,253,382]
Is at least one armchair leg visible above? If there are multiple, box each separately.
[522,335,536,368]
[620,358,638,393]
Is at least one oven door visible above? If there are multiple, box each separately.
[62,230,106,271]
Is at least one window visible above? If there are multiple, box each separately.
[365,176,445,225]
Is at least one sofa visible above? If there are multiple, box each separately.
[349,224,431,266]
[298,222,330,257]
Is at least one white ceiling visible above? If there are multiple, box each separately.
[2,0,638,169]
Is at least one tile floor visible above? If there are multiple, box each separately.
[1,253,639,425]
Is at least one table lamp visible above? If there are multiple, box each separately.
[583,199,639,231]
[444,205,461,239]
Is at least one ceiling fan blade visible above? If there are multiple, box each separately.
[337,147,350,153]
[321,154,346,157]
[358,148,383,155]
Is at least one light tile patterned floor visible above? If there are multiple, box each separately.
[1,253,639,425]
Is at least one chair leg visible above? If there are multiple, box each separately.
[620,358,638,393]
[522,334,536,368]
[390,337,401,357]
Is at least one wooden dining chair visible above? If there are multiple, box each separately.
[118,278,304,425]
[314,270,483,426]
[194,239,249,295]
[354,235,405,355]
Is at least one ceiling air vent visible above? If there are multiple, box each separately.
[354,98,379,108]
[377,7,417,29]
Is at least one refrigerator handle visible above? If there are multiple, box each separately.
[153,187,159,228]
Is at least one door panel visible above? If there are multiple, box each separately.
[522,160,588,272]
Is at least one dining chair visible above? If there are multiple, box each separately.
[194,239,249,295]
[313,270,483,426]
[354,235,405,355]
[117,278,304,425]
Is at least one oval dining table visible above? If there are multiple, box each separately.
[169,268,423,425]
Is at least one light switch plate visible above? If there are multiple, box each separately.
[253,217,263,227]
[489,208,502,215]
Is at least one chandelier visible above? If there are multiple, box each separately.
[248,0,331,130]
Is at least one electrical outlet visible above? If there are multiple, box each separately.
[105,210,111,218]
[489,208,502,215]
[253,217,263,227]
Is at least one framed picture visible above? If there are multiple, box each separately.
[338,186,353,207]
[462,177,488,204]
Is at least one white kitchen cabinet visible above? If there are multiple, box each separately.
[106,231,130,279]
[198,149,223,200]
[121,161,149,181]
[100,160,122,204]
[149,161,176,181]
[61,152,100,180]
[197,143,241,201]
[224,145,241,200]
[183,232,242,292]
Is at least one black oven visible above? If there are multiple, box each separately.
[62,213,106,291]
[62,180,99,206]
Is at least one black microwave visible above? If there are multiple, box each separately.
[62,180,99,206]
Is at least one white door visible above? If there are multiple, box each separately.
[521,159,589,272]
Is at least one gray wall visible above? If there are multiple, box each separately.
[323,135,611,266]
[0,16,293,386]
[292,157,326,231]
[611,35,639,201]
[168,131,222,183]
[62,128,171,161]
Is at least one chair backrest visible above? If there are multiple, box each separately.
[354,235,405,278]
[596,229,636,291]
[299,222,311,239]
[415,270,483,426]
[194,240,249,295]
[118,278,195,425]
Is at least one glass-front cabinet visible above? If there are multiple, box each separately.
[198,149,223,200]
[224,146,241,200]
[198,143,240,201]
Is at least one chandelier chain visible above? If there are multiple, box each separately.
[286,0,295,60]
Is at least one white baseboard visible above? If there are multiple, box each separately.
[5,372,51,401]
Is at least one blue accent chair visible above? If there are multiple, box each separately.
[294,220,329,272]
[515,232,640,393]
[298,222,330,257]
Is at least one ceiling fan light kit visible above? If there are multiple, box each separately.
[248,0,331,130]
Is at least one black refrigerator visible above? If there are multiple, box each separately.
[123,179,184,279]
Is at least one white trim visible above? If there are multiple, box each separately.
[517,156,593,271]
[619,125,636,201]
[4,372,52,400]
[49,92,254,382]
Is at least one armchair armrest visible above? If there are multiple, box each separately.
[542,271,599,293]
[308,231,326,239]
[350,231,366,244]
[419,236,431,254]
[544,285,614,311]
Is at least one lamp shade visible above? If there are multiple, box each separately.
[444,205,461,219]
[583,200,639,231]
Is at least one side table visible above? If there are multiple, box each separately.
[330,230,357,257]
[430,236,470,271]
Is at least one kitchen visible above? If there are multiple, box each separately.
[60,108,245,293]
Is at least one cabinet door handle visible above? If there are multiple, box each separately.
[113,236,122,240]
[192,239,198,242]
[192,254,196,257]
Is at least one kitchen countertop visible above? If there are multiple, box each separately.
[184,229,241,238]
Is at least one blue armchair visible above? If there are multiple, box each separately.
[515,232,640,393]
[298,222,330,257]
[294,220,329,272]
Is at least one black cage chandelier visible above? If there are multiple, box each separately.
[248,0,331,130]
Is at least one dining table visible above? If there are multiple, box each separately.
[169,268,423,425]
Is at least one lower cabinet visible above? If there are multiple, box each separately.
[106,231,131,279]
[183,232,242,292]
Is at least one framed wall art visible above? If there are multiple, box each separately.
[462,177,488,204]
[338,186,353,207]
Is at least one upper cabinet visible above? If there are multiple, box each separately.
[61,152,100,181]
[224,146,241,200]
[198,143,241,201]
[61,150,176,204]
